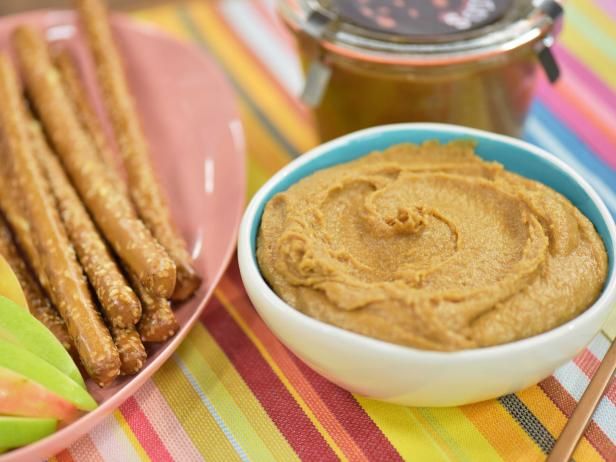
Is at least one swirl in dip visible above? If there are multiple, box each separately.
[257,141,608,351]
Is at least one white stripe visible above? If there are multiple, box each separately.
[88,412,142,462]
[587,334,611,360]
[173,355,250,462]
[218,0,304,97]
[134,380,203,462]
[552,340,616,442]
[553,361,590,402]
[592,397,616,442]
[526,116,616,214]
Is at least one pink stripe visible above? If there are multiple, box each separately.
[595,0,616,21]
[119,397,174,462]
[536,79,616,168]
[573,348,601,378]
[133,381,203,461]
[555,46,616,110]
[555,69,616,125]
[574,347,616,405]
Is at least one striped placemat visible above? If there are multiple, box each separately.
[49,1,616,461]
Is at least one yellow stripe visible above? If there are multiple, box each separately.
[153,359,242,462]
[461,399,544,461]
[186,2,319,153]
[561,22,616,92]
[178,328,283,462]
[113,411,151,462]
[418,407,503,461]
[130,4,192,38]
[568,0,616,51]
[517,387,603,462]
[215,290,349,462]
[188,324,300,461]
[573,438,607,462]
[178,342,275,461]
[354,397,450,461]
[247,155,274,200]
[239,101,293,175]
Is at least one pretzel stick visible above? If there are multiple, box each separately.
[54,48,180,341]
[0,212,74,354]
[54,50,122,185]
[0,166,49,292]
[110,326,147,374]
[30,118,141,328]
[132,274,178,343]
[13,26,176,299]
[0,54,119,386]
[75,0,201,301]
[30,119,146,373]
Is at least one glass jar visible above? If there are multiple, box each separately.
[279,0,563,141]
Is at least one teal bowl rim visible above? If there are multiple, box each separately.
[239,123,616,357]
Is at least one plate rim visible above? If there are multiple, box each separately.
[0,9,246,462]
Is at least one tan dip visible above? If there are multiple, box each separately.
[257,141,608,351]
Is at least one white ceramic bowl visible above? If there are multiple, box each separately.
[238,123,616,407]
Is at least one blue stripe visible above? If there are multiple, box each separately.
[524,120,616,218]
[527,100,616,186]
[173,354,250,462]
[524,104,616,217]
[175,5,301,158]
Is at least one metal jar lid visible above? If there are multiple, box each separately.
[279,0,563,105]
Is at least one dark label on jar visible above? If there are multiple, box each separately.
[332,0,513,38]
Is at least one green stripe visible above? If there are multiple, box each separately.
[417,409,472,462]
[178,335,278,461]
[566,3,616,64]
[418,408,503,462]
[152,358,242,461]
[355,396,450,461]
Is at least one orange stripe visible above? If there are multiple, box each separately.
[52,449,75,462]
[461,398,544,461]
[67,435,105,462]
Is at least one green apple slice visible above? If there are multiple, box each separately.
[0,416,57,449]
[0,366,78,422]
[0,296,85,388]
[0,339,96,412]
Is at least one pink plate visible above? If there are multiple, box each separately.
[0,10,245,462]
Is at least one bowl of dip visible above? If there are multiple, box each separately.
[238,123,616,406]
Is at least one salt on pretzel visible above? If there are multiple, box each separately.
[13,26,177,299]
[0,54,120,386]
[75,0,201,301]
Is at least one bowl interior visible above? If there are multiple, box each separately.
[249,125,614,280]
